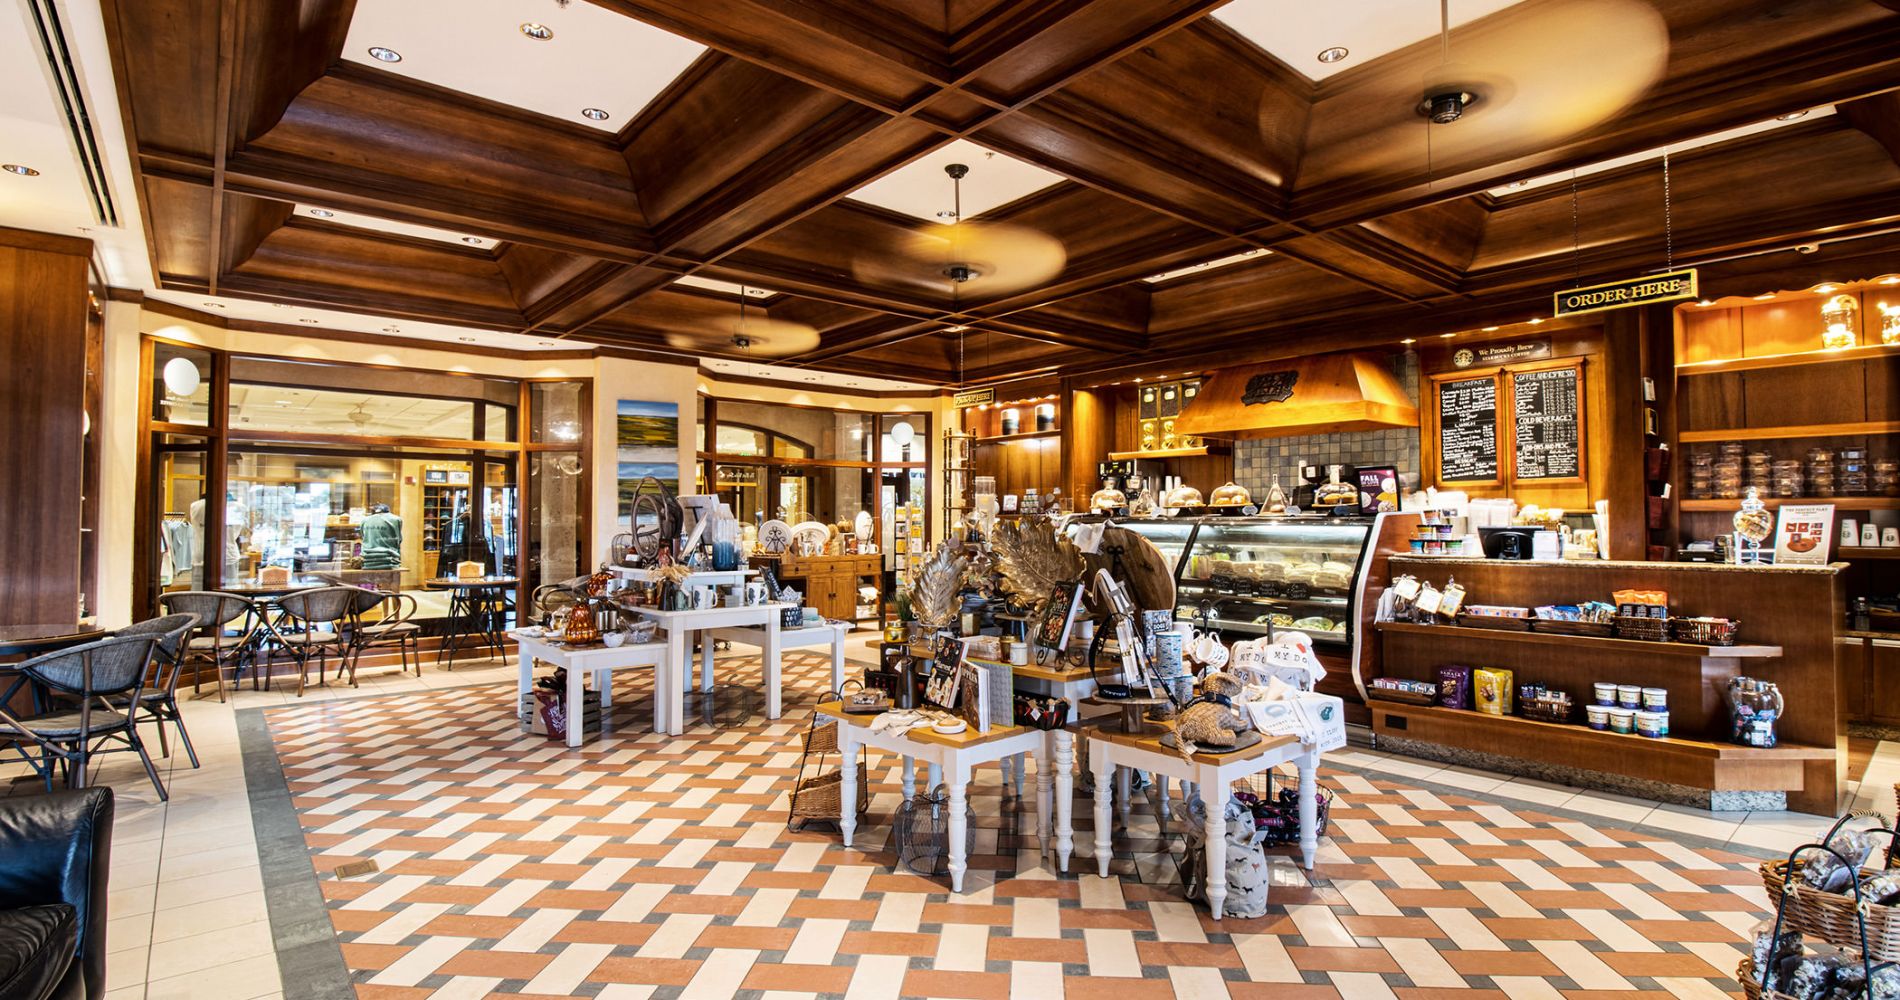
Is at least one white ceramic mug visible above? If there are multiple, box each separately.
[1191,628,1229,668]
[693,587,717,610]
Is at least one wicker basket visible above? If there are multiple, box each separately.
[1455,613,1533,632]
[1615,615,1671,641]
[788,717,870,829]
[1735,956,1803,1000]
[1758,858,1900,960]
[1532,619,1617,638]
[1671,617,1740,646]
[1367,687,1438,706]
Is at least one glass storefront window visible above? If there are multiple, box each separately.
[152,344,212,426]
[154,435,208,592]
[528,452,585,589]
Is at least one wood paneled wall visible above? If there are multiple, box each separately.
[0,229,92,625]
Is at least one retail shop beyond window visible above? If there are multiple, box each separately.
[138,337,589,621]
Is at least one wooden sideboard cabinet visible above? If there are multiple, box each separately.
[758,553,883,623]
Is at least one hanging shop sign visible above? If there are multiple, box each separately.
[1553,268,1698,317]
[953,388,995,408]
[1453,339,1551,368]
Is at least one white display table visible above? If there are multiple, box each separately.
[1087,723,1320,920]
[816,702,1073,890]
[512,632,668,747]
[704,620,849,715]
[628,603,790,735]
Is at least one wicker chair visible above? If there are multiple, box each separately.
[346,590,421,678]
[107,613,202,767]
[0,635,168,801]
[275,587,362,696]
[158,591,259,701]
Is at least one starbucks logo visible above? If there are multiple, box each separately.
[1453,348,1476,368]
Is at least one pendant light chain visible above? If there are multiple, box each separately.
[1663,149,1674,271]
[1570,170,1582,283]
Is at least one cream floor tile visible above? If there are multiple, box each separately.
[144,920,275,982]
[144,952,282,1000]
[105,945,149,987]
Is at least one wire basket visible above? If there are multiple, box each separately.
[1734,956,1806,1000]
[893,786,975,877]
[1532,619,1617,638]
[1671,617,1740,646]
[1615,615,1671,641]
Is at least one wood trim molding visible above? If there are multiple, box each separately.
[0,225,93,256]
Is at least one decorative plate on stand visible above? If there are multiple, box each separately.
[759,520,793,553]
[853,509,874,540]
[791,521,830,553]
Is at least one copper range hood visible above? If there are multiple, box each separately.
[1173,352,1418,440]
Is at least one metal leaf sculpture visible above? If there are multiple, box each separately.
[908,544,968,629]
[990,517,1085,614]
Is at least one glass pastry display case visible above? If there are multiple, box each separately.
[1141,515,1376,649]
[1106,518,1199,572]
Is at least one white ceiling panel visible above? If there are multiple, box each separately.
[147,291,576,352]
[845,139,1065,223]
[341,0,705,131]
[295,203,497,248]
[1213,0,1526,80]
[1485,107,1836,195]
[673,276,776,298]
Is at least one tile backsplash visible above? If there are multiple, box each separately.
[1232,352,1422,498]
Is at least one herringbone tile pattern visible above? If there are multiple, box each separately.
[260,652,1768,999]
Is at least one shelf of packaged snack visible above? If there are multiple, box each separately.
[1678,420,1900,443]
[1370,702,1834,763]
[1679,496,1900,511]
[1375,620,1782,657]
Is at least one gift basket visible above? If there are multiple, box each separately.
[1747,812,1900,1000]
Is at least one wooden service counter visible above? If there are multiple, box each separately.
[1360,556,1844,815]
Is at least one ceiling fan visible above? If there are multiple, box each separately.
[852,162,1066,298]
[314,401,377,429]
[664,286,820,358]
[1414,0,1669,151]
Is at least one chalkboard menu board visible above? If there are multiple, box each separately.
[1511,366,1582,479]
[1437,375,1499,481]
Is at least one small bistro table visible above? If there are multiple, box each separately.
[628,602,790,735]
[816,701,1074,890]
[424,576,519,665]
[513,632,669,746]
[1,625,109,713]
[1088,721,1321,921]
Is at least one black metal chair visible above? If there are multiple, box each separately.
[0,635,168,802]
[346,590,421,679]
[106,613,201,768]
[275,587,361,696]
[158,591,258,701]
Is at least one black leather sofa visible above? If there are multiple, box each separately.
[0,788,112,1000]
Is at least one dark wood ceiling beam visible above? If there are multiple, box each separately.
[1840,92,1900,169]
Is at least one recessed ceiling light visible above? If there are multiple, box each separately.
[272,303,289,309]
[1753,293,1776,301]
[519,22,553,40]
[461,236,484,245]
[1481,326,1499,332]
[382,326,400,333]
[539,341,559,347]
[1504,180,1529,190]
[298,318,319,324]
[309,208,334,218]
[1316,46,1349,63]
[746,288,768,297]
[1439,333,1456,339]
[203,302,224,309]
[458,336,477,342]
[1400,338,1417,345]
[2,164,39,176]
[1776,109,1809,121]
[581,108,610,121]
[367,46,401,63]
[1528,317,1544,324]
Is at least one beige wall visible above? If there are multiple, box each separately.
[94,307,943,622]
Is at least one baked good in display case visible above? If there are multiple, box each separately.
[1208,482,1252,512]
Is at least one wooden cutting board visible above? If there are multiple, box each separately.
[1082,526,1177,613]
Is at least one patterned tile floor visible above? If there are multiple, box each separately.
[233,650,1798,1000]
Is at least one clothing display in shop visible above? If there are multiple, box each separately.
[360,505,403,570]
[436,506,495,577]
[159,512,193,585]
[189,495,246,570]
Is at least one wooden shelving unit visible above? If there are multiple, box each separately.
[1840,548,1900,560]
[1106,444,1229,461]
[1679,420,1900,443]
[1675,342,1900,375]
[1373,620,1781,658]
[974,429,1061,444]
[1679,496,1900,511]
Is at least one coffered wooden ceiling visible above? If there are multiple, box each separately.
[102,0,1900,386]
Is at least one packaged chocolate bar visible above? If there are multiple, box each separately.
[1473,667,1514,716]
[1438,665,1473,710]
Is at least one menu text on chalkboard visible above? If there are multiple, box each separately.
[1512,367,1582,479]
[1437,376,1499,481]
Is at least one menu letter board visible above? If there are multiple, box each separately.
[1437,376,1499,481]
[1511,367,1582,480]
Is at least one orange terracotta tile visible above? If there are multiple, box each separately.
[1599,951,1726,977]
[1284,946,1403,973]
[922,903,1015,926]
[438,950,556,980]
[1480,917,1591,940]
[786,898,879,921]
[901,969,1013,1000]
[839,930,939,956]
[697,924,799,951]
[1442,951,1564,977]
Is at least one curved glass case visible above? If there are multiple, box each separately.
[1113,514,1374,647]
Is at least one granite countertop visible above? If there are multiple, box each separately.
[1387,555,1844,574]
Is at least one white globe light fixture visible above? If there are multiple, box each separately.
[162,356,201,398]
[888,421,915,447]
